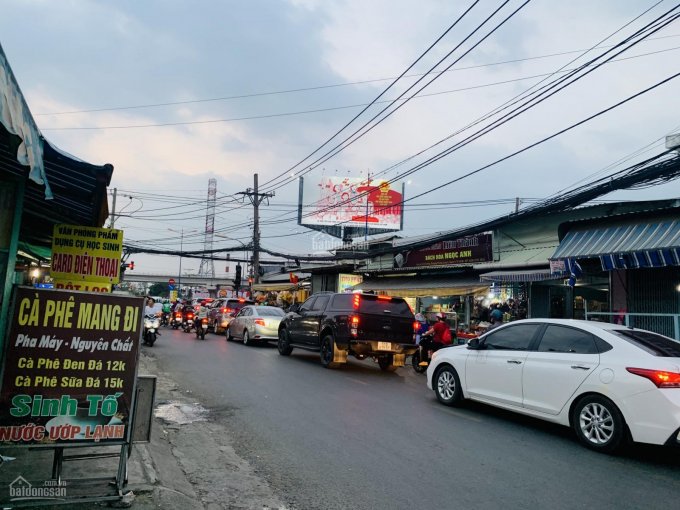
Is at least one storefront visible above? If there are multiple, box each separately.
[1,44,113,341]
[550,203,680,338]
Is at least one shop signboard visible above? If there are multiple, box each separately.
[50,224,124,285]
[394,233,493,269]
[299,176,404,231]
[338,274,363,293]
[0,287,143,446]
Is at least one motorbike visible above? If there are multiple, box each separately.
[195,317,209,340]
[160,312,170,327]
[143,314,160,346]
[182,310,195,333]
[171,311,183,329]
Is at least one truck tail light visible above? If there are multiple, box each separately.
[377,295,391,300]
[353,294,360,310]
[254,319,265,326]
[627,367,680,388]
[350,315,359,337]
[413,321,420,332]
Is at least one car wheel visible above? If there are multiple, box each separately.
[225,325,233,341]
[320,335,340,369]
[434,365,462,406]
[278,328,293,356]
[243,329,251,346]
[572,395,627,453]
[378,354,398,372]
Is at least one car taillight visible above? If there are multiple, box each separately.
[254,319,265,326]
[350,315,359,337]
[353,294,360,310]
[626,367,680,388]
[222,307,232,313]
[377,295,391,301]
[413,321,420,332]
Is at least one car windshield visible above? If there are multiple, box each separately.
[611,329,680,357]
[257,307,285,317]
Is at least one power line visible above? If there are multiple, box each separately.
[35,33,680,117]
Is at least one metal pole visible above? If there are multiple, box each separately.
[110,187,117,228]
[178,229,183,298]
[364,172,371,241]
[253,173,260,284]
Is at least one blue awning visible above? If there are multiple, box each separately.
[550,220,680,270]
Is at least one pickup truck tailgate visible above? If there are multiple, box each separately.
[357,296,414,344]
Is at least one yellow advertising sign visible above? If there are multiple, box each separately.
[51,224,124,284]
[54,280,112,293]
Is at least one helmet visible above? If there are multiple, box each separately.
[490,309,503,321]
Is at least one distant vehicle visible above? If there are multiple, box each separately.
[207,298,255,334]
[226,306,285,345]
[277,292,418,371]
[427,319,680,453]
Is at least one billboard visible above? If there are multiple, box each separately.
[0,287,143,445]
[298,176,404,232]
[394,233,493,269]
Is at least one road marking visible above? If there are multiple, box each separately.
[346,377,369,386]
[431,403,483,423]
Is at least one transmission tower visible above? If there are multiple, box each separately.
[198,178,216,278]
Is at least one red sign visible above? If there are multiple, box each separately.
[394,233,493,269]
[168,278,176,285]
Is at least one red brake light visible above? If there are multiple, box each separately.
[413,321,420,332]
[238,298,245,303]
[377,295,391,301]
[202,318,208,324]
[626,367,680,388]
[255,319,265,326]
[353,294,360,310]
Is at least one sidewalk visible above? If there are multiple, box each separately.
[0,350,287,509]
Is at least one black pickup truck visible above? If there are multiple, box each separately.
[277,292,418,371]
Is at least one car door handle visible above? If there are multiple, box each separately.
[571,365,591,370]
[507,360,522,364]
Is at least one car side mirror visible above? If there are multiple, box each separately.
[467,338,483,350]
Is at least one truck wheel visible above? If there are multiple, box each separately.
[378,354,398,372]
[320,335,340,369]
[278,328,293,356]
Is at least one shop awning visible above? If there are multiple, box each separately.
[252,282,309,292]
[352,276,488,298]
[479,268,559,283]
[550,220,680,270]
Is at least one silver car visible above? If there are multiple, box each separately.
[226,305,285,345]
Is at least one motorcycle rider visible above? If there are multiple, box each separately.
[145,297,161,336]
[418,312,451,367]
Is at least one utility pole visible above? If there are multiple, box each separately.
[238,174,274,284]
[515,197,521,213]
[109,187,117,228]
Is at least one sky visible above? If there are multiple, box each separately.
[1,0,680,277]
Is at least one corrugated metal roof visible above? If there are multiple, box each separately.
[352,276,488,297]
[551,220,680,260]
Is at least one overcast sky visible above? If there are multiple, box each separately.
[2,0,679,276]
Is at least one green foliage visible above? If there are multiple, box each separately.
[149,282,170,297]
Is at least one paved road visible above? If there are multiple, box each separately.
[149,327,680,510]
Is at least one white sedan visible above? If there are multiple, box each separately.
[426,319,680,453]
